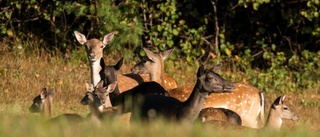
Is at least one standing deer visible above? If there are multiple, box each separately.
[29,88,83,123]
[131,48,266,128]
[131,65,236,124]
[74,31,115,88]
[74,31,178,93]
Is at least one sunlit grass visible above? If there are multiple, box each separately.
[0,46,319,137]
[0,113,319,137]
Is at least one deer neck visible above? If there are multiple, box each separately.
[101,97,113,113]
[42,99,53,118]
[89,103,104,121]
[149,68,165,86]
[265,108,282,130]
[90,58,103,86]
[178,81,209,123]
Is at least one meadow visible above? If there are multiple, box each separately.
[0,47,319,137]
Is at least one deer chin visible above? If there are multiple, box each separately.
[207,85,230,93]
[292,115,299,121]
[90,58,99,62]
[222,87,235,92]
[29,105,41,113]
[131,68,146,74]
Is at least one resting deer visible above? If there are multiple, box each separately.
[79,57,170,114]
[198,108,242,125]
[202,95,299,131]
[131,64,235,124]
[131,48,265,128]
[74,31,178,93]
[81,80,118,123]
[80,80,118,113]
[265,95,299,130]
[29,88,84,123]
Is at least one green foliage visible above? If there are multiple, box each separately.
[0,0,319,94]
[0,0,143,57]
[138,0,207,63]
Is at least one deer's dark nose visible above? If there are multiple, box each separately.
[223,83,236,92]
[101,100,106,104]
[88,54,96,59]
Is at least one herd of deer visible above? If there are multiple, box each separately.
[29,31,299,131]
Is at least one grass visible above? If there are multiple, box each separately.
[0,46,319,137]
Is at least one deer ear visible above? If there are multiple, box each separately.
[40,88,48,99]
[102,32,115,45]
[106,81,117,94]
[74,31,87,45]
[279,95,286,104]
[85,81,94,92]
[197,65,205,78]
[114,57,124,71]
[273,95,284,106]
[96,80,104,88]
[47,88,55,100]
[143,48,157,61]
[161,48,174,60]
[212,63,222,73]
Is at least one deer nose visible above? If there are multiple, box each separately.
[223,83,236,91]
[131,67,139,74]
[100,100,106,104]
[88,54,96,59]
[230,83,236,89]
[292,114,299,121]
[80,99,88,105]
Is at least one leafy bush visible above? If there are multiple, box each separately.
[0,0,319,94]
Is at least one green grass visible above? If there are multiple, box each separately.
[0,114,318,137]
[0,46,319,137]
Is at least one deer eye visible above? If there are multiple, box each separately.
[283,107,288,110]
[142,57,149,63]
[94,94,99,98]
[207,76,216,81]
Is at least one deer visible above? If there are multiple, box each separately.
[130,64,236,124]
[201,95,299,131]
[29,82,118,125]
[29,88,84,124]
[265,95,299,130]
[81,80,119,123]
[198,107,242,126]
[80,80,118,113]
[130,48,266,129]
[79,57,170,114]
[74,31,178,93]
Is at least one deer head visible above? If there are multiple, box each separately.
[74,31,114,62]
[81,80,117,112]
[131,48,174,85]
[266,95,299,130]
[29,88,55,118]
[198,64,235,93]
